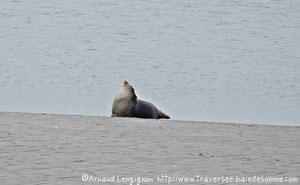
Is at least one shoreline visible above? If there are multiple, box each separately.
[1,111,299,184]
[1,111,298,127]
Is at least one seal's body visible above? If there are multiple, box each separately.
[112,81,170,119]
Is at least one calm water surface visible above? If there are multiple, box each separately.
[0,0,299,125]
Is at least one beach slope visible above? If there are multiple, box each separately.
[0,112,299,184]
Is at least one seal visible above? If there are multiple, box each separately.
[112,81,170,119]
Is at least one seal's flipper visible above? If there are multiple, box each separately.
[158,110,170,119]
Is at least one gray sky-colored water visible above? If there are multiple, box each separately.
[0,0,299,125]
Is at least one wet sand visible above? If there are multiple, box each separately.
[1,112,299,185]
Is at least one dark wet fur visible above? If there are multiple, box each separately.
[133,100,170,119]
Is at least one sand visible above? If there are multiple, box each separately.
[0,112,299,185]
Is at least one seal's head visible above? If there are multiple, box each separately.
[120,81,137,98]
[112,81,137,117]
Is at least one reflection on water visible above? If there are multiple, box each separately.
[0,0,299,125]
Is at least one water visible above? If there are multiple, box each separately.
[0,0,299,125]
